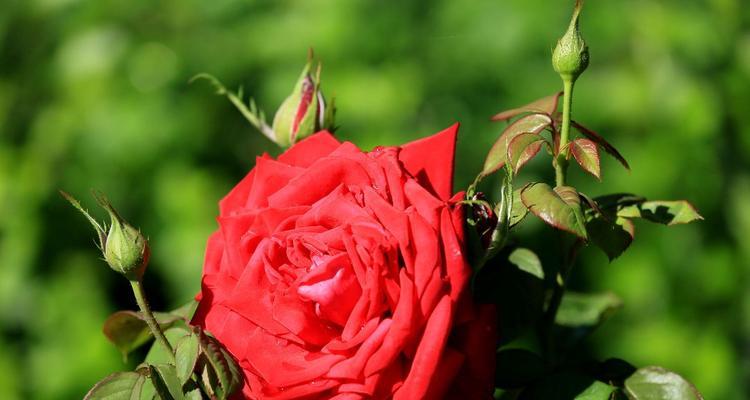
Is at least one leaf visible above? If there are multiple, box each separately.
[593,193,645,211]
[555,291,622,328]
[148,364,184,400]
[170,300,199,321]
[510,188,528,227]
[572,121,630,170]
[491,92,562,121]
[569,138,601,180]
[483,114,552,175]
[175,332,200,384]
[103,311,184,361]
[184,389,202,400]
[520,370,614,400]
[494,348,545,389]
[618,201,703,226]
[197,329,243,400]
[521,183,588,239]
[508,248,544,279]
[624,366,703,400]
[145,326,191,365]
[507,133,546,175]
[84,372,147,400]
[574,381,618,400]
[586,216,635,261]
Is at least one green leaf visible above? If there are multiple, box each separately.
[84,371,146,400]
[555,291,622,328]
[521,183,588,239]
[175,332,200,384]
[139,375,155,400]
[483,114,552,175]
[148,364,184,400]
[593,193,645,211]
[103,311,183,361]
[618,201,703,226]
[145,326,191,365]
[569,138,601,180]
[574,381,617,400]
[510,188,528,227]
[197,329,243,400]
[507,133,546,175]
[520,370,612,400]
[184,389,202,400]
[624,366,703,400]
[491,92,562,121]
[494,348,545,389]
[571,121,630,170]
[508,248,544,279]
[586,216,635,261]
[170,300,199,320]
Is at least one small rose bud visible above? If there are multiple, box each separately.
[100,202,150,280]
[272,57,335,147]
[61,191,149,281]
[552,0,589,82]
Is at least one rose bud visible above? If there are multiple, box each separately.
[100,203,150,281]
[61,191,149,281]
[552,0,589,82]
[271,59,335,147]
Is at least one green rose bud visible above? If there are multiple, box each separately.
[552,0,589,82]
[101,203,149,280]
[271,59,334,147]
[60,191,149,281]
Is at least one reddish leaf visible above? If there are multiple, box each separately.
[507,133,546,176]
[483,114,552,175]
[569,138,601,180]
[491,92,563,121]
[571,121,630,170]
[520,183,587,239]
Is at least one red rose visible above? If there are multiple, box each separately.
[193,124,496,399]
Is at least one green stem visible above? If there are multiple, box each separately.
[130,279,176,364]
[555,78,575,187]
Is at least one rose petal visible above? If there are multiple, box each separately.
[277,130,341,167]
[246,157,305,208]
[398,123,459,201]
[393,295,452,400]
[268,157,373,207]
[364,269,416,376]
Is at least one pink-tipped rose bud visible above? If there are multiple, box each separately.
[271,59,335,147]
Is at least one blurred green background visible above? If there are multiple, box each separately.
[0,0,748,398]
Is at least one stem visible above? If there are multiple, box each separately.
[130,279,176,364]
[555,78,575,187]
